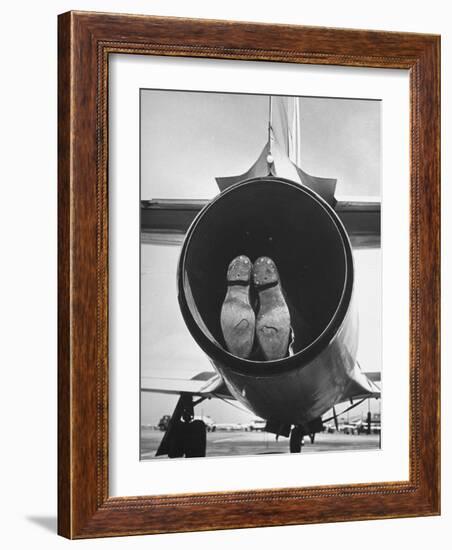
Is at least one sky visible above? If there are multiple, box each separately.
[140,90,381,426]
[141,90,381,200]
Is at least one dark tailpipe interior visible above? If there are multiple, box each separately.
[178,177,353,369]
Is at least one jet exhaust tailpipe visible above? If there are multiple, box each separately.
[178,177,357,424]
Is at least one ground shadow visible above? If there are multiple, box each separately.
[26,516,57,534]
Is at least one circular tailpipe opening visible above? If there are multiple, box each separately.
[178,177,353,374]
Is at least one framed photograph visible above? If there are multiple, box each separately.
[58,11,440,538]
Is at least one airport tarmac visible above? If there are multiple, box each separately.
[140,428,380,460]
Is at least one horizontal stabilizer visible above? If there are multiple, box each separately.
[141,371,233,399]
[141,197,380,249]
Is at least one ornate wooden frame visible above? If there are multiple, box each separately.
[58,11,440,539]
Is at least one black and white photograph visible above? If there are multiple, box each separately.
[140,90,382,460]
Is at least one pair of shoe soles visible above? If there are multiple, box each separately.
[220,255,291,361]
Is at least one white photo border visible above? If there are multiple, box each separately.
[109,54,409,497]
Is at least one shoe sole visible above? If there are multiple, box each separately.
[220,255,255,359]
[253,257,291,361]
